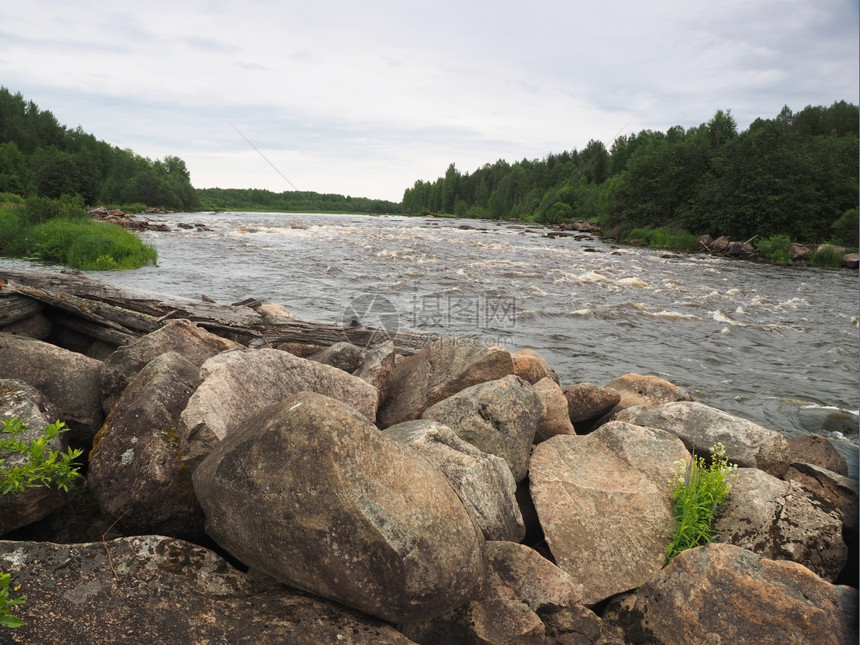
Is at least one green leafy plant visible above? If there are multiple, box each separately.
[0,417,83,628]
[755,234,793,264]
[0,572,25,629]
[665,442,737,563]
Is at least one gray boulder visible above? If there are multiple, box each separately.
[0,536,414,644]
[385,420,525,542]
[88,352,205,536]
[378,337,514,428]
[0,380,69,535]
[784,462,858,533]
[529,422,689,605]
[622,400,790,477]
[401,540,599,645]
[0,332,102,439]
[787,434,848,475]
[309,341,366,372]
[179,347,379,461]
[192,392,486,624]
[99,319,239,414]
[621,543,857,645]
[714,467,847,582]
[422,374,543,482]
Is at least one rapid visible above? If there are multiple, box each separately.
[4,211,857,471]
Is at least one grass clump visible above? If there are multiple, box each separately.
[809,245,844,268]
[0,417,83,628]
[755,234,792,264]
[666,442,737,564]
[0,195,157,270]
[624,227,699,251]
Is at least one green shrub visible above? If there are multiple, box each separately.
[809,245,844,268]
[536,202,572,224]
[23,194,87,225]
[666,443,737,564]
[831,208,859,247]
[0,417,83,628]
[623,227,699,250]
[755,234,793,264]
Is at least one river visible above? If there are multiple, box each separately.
[3,211,858,473]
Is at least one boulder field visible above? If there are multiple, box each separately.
[0,314,857,644]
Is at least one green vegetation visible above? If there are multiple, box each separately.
[1,417,83,628]
[0,87,197,210]
[809,245,844,268]
[755,234,793,264]
[196,187,401,214]
[0,195,157,269]
[402,102,859,248]
[624,227,700,250]
[666,443,737,564]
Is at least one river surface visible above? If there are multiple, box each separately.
[3,211,858,472]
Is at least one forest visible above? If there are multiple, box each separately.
[401,102,859,246]
[0,88,198,211]
[196,187,400,214]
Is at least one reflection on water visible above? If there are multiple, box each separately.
[3,211,857,471]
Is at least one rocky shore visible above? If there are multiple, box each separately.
[0,271,857,644]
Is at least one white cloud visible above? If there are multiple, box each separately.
[0,0,856,202]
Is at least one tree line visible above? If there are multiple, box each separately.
[0,87,198,210]
[196,187,400,214]
[401,102,859,246]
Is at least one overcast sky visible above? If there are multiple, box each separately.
[1,1,857,202]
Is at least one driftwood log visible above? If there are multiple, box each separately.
[0,269,431,355]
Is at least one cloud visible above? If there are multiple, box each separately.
[0,0,856,201]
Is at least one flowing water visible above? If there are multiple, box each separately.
[3,211,858,472]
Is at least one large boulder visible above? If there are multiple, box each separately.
[422,374,543,482]
[400,541,600,645]
[309,341,365,372]
[99,319,240,414]
[787,434,848,476]
[385,420,525,542]
[0,332,102,439]
[784,462,858,533]
[0,380,69,535]
[0,536,413,644]
[622,401,790,477]
[192,392,486,624]
[619,543,858,645]
[179,347,379,461]
[533,376,576,442]
[88,352,205,537]
[714,467,847,582]
[511,348,559,384]
[562,382,621,425]
[529,422,689,605]
[603,372,692,414]
[378,337,514,428]
[353,340,396,404]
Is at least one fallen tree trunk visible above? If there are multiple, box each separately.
[0,269,431,355]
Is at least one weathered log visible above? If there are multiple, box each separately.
[0,269,431,355]
[0,293,43,326]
